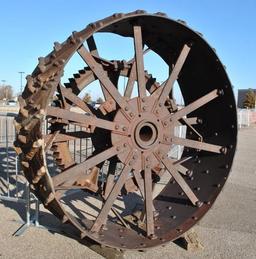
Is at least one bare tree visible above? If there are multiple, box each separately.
[83,92,92,103]
[243,89,256,109]
[96,97,104,104]
[0,85,13,100]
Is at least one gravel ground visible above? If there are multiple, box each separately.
[0,125,256,259]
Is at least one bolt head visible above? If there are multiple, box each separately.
[220,147,227,154]
[149,234,157,240]
[196,201,203,207]
[132,155,138,160]
[217,89,224,96]
[187,170,193,177]
[197,118,203,124]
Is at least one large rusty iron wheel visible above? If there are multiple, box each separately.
[14,11,237,250]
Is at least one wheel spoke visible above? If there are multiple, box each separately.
[91,151,135,232]
[86,36,115,107]
[104,159,118,199]
[176,164,189,175]
[168,156,192,176]
[144,164,155,237]
[127,47,150,65]
[52,141,129,187]
[154,151,200,206]
[59,85,93,114]
[103,160,131,229]
[77,44,131,114]
[179,118,203,141]
[133,25,146,98]
[124,61,136,98]
[44,131,91,144]
[172,136,223,154]
[177,117,199,126]
[46,106,128,134]
[156,44,191,105]
[133,169,145,198]
[86,35,98,56]
[124,48,153,98]
[166,89,219,121]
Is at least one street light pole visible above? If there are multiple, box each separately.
[18,72,25,94]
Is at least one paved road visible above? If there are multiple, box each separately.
[0,126,256,258]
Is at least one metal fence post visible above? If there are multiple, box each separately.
[5,115,10,197]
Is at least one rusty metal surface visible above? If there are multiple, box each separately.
[14,10,237,250]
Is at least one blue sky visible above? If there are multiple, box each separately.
[0,0,255,100]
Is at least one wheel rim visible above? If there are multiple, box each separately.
[14,11,237,250]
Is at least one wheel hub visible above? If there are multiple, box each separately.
[135,121,158,149]
[112,96,172,171]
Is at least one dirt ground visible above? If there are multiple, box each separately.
[0,125,256,259]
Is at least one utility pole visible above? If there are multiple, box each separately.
[18,72,25,94]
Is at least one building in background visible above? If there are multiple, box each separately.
[237,89,256,108]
